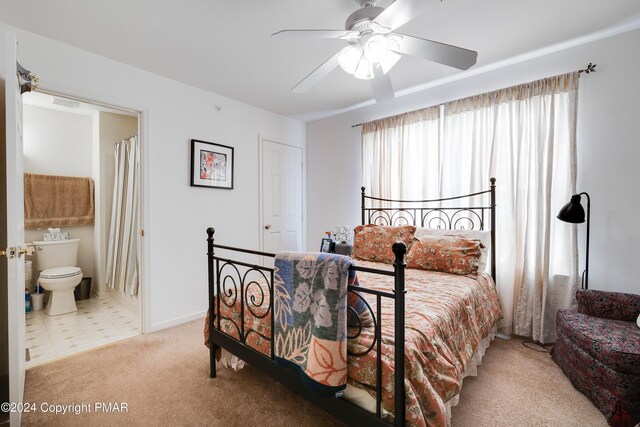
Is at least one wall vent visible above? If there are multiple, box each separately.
[51,97,81,109]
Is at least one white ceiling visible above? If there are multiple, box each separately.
[3,0,640,121]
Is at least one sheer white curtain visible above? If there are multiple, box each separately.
[106,135,140,296]
[362,106,441,201]
[362,73,580,343]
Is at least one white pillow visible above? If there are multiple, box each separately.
[637,313,640,328]
[415,228,492,274]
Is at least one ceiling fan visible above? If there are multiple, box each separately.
[272,0,478,102]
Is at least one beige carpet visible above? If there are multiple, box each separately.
[450,337,607,427]
[23,320,607,427]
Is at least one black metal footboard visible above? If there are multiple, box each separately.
[206,227,407,427]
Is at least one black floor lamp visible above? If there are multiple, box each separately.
[557,192,590,289]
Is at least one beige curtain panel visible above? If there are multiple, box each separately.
[24,173,95,229]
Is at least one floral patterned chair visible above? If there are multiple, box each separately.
[551,289,640,426]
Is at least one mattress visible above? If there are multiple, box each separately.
[205,261,502,427]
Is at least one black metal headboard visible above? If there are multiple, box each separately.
[361,177,496,280]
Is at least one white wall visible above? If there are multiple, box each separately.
[23,105,93,177]
[22,104,95,281]
[307,28,640,296]
[0,25,305,332]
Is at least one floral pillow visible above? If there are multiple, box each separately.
[351,224,416,264]
[405,234,484,275]
[415,228,491,274]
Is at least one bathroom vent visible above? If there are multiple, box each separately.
[51,97,81,109]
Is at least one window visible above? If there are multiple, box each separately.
[361,73,580,343]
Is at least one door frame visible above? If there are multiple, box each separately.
[32,84,151,333]
[258,135,306,254]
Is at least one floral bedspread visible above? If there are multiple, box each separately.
[204,261,502,427]
[347,261,502,426]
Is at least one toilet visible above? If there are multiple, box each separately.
[33,239,83,316]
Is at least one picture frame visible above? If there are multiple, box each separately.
[190,139,234,189]
[320,238,333,253]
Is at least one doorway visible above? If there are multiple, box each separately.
[260,138,304,254]
[21,91,143,367]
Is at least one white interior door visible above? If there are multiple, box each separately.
[262,139,303,254]
[4,30,26,426]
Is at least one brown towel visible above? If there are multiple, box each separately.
[24,173,95,229]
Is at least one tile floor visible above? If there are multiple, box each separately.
[25,294,140,368]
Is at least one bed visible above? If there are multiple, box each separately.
[204,178,501,427]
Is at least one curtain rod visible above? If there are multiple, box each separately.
[351,63,597,128]
[578,62,597,74]
[115,134,138,143]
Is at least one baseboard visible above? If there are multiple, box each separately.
[91,288,111,300]
[149,310,207,332]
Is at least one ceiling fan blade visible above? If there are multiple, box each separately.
[292,52,341,93]
[272,30,358,39]
[373,0,432,31]
[370,65,395,102]
[393,34,478,70]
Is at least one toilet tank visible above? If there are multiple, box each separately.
[32,239,80,271]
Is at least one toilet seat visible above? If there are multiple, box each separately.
[40,267,82,280]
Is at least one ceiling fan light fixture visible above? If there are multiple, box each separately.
[338,45,363,75]
[338,44,375,80]
[363,34,389,63]
[354,56,374,80]
[369,21,391,35]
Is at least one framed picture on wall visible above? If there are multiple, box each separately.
[190,139,234,189]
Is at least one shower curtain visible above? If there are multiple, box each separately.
[106,135,139,296]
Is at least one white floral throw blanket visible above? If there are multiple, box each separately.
[274,252,356,396]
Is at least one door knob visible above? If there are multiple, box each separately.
[19,245,35,256]
[1,245,35,258]
[264,224,272,230]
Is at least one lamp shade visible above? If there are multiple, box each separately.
[338,45,362,75]
[557,194,585,224]
[338,34,402,80]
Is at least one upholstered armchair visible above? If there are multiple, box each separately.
[551,289,640,426]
